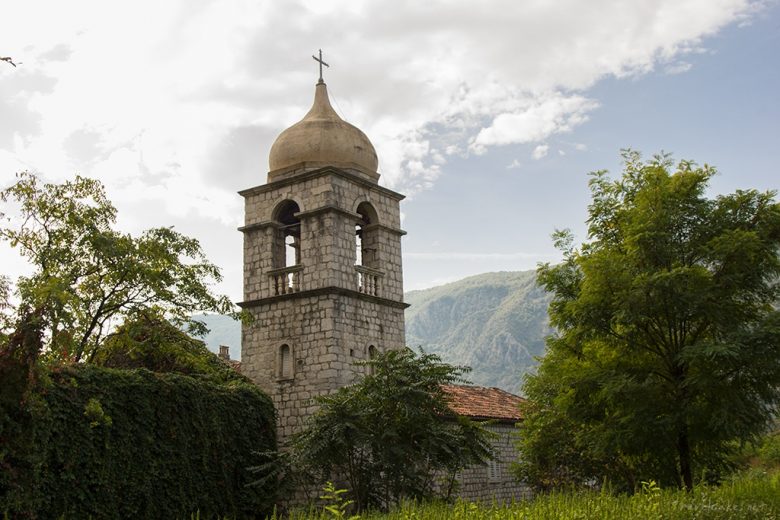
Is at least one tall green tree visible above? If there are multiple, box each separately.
[517,151,780,491]
[0,172,236,362]
[279,348,494,511]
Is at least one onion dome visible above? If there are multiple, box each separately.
[268,81,378,181]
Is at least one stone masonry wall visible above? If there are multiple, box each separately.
[452,423,532,503]
[241,293,405,440]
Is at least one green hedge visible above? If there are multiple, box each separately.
[1,364,276,519]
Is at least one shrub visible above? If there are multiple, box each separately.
[1,364,276,519]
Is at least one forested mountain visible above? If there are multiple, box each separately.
[194,270,553,394]
[405,271,552,394]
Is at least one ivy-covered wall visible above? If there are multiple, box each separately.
[1,364,276,519]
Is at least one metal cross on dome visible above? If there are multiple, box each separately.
[312,49,329,83]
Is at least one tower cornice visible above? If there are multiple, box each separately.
[237,206,407,236]
[237,285,410,309]
[238,165,405,202]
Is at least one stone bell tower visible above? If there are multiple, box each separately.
[238,75,407,441]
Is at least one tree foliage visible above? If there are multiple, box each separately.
[0,172,237,362]
[0,275,11,344]
[277,348,494,511]
[93,310,245,385]
[517,151,780,491]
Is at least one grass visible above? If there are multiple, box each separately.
[273,470,780,520]
[8,469,778,519]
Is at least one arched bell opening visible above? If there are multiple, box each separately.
[355,202,379,269]
[355,201,381,296]
[273,200,302,269]
[269,200,302,295]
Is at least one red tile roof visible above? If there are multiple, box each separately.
[441,384,525,423]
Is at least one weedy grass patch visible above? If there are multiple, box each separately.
[272,470,779,520]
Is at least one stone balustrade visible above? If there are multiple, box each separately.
[355,265,383,296]
[268,265,304,295]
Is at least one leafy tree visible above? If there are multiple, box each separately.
[517,151,780,491]
[93,310,246,384]
[279,348,494,511]
[0,172,237,362]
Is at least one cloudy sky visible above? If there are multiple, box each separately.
[1,0,778,299]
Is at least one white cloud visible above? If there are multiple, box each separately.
[0,0,759,297]
[2,0,755,194]
[471,94,599,151]
[665,61,694,74]
[532,144,550,160]
[506,159,523,169]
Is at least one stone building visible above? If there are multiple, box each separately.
[236,71,529,503]
[442,385,531,502]
[238,77,408,442]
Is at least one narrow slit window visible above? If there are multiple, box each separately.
[487,459,501,481]
[279,344,293,379]
[367,345,377,375]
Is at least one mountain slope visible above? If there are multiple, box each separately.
[405,271,552,394]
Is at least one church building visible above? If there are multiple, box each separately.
[237,72,408,441]
[234,62,529,503]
